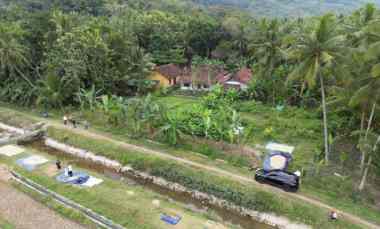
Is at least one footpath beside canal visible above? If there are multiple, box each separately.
[0,166,86,229]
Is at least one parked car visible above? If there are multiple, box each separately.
[254,168,299,192]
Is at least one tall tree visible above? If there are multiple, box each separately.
[0,22,34,88]
[348,16,380,172]
[287,14,345,163]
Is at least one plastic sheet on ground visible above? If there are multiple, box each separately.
[16,155,48,171]
[81,176,103,187]
[56,171,90,185]
[160,214,181,225]
[56,171,103,187]
[0,145,25,157]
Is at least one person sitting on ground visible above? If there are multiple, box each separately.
[329,210,338,221]
[68,165,73,177]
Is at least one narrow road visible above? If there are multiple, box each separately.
[0,167,86,229]
[1,107,379,229]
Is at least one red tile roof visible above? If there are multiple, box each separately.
[216,71,232,84]
[156,63,253,87]
[155,64,183,79]
[233,67,252,84]
[180,65,225,85]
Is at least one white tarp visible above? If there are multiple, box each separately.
[265,143,295,154]
[17,155,49,171]
[21,155,49,166]
[0,145,25,157]
[81,176,103,187]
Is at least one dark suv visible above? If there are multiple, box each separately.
[254,169,299,192]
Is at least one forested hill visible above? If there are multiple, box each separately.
[192,0,380,17]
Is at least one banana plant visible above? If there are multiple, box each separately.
[77,85,103,112]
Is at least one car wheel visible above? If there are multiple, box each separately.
[255,175,264,183]
[283,184,296,192]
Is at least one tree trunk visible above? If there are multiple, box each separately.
[358,135,380,191]
[361,103,376,173]
[358,155,372,191]
[268,60,275,105]
[15,67,36,89]
[365,103,376,140]
[359,111,366,172]
[319,73,329,163]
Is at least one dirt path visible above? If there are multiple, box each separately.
[2,107,380,229]
[0,167,86,229]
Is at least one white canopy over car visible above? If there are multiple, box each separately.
[265,142,295,154]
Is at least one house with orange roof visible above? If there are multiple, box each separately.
[149,64,183,88]
[217,67,253,91]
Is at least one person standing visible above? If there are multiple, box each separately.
[55,160,62,170]
[71,117,77,128]
[329,210,338,221]
[63,115,68,125]
[68,165,73,177]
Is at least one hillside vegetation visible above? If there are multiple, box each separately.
[193,0,380,17]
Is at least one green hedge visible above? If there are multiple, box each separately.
[47,127,362,229]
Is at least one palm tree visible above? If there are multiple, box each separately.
[345,3,377,48]
[349,19,380,172]
[0,22,35,88]
[250,18,293,104]
[287,14,345,163]
[250,19,283,82]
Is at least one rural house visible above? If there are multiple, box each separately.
[179,65,225,90]
[149,64,183,88]
[217,67,253,91]
[151,64,253,91]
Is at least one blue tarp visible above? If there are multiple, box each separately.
[160,214,181,225]
[263,151,292,172]
[56,171,90,185]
